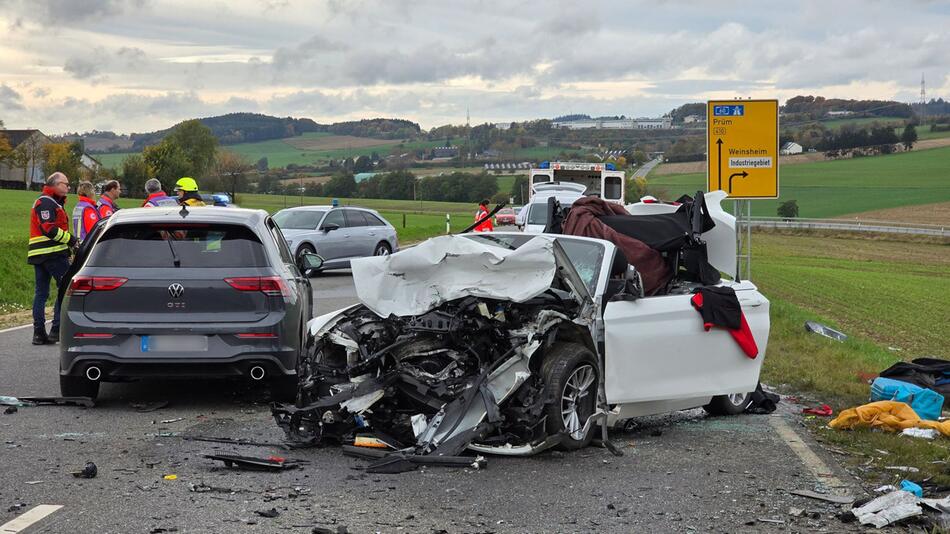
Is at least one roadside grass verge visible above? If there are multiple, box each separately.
[647,145,950,218]
[754,232,949,485]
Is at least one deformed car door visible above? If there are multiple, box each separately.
[602,281,770,404]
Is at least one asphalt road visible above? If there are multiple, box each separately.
[0,271,865,533]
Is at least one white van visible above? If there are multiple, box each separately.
[517,182,586,233]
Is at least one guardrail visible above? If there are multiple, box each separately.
[747,217,948,237]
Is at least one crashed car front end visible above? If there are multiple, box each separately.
[273,235,605,466]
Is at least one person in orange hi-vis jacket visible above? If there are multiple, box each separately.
[473,199,493,232]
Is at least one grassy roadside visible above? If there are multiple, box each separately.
[753,231,950,486]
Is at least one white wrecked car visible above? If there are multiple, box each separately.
[273,192,770,469]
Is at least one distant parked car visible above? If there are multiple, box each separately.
[273,206,399,272]
[494,207,517,226]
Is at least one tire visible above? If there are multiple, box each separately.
[60,374,100,400]
[269,375,299,403]
[542,343,600,450]
[704,392,751,416]
[373,242,392,256]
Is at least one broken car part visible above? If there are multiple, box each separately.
[205,454,302,471]
[804,321,847,342]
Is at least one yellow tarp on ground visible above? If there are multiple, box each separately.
[829,401,950,436]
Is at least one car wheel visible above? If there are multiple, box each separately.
[373,242,391,256]
[270,375,299,403]
[704,392,751,416]
[542,343,599,450]
[60,374,100,400]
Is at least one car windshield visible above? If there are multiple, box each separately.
[274,209,326,229]
[498,208,514,215]
[464,234,604,295]
[86,223,268,268]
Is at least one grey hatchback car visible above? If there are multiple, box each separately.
[59,207,322,401]
[272,206,399,270]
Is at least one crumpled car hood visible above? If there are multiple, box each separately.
[350,235,559,317]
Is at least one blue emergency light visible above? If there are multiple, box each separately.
[605,163,616,171]
[539,161,550,169]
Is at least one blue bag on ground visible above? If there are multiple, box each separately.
[870,377,945,421]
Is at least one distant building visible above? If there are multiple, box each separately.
[354,172,378,183]
[780,142,803,155]
[683,114,703,124]
[494,122,513,130]
[429,146,459,159]
[827,110,854,117]
[551,117,672,130]
[0,129,52,188]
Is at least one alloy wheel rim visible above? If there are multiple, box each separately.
[561,364,596,440]
[728,392,748,406]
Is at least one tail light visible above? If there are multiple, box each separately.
[236,333,278,339]
[74,333,115,339]
[225,276,290,297]
[67,276,128,296]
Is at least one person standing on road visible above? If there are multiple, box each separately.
[474,199,493,232]
[142,178,176,207]
[72,181,100,243]
[96,180,121,218]
[28,172,77,345]
[174,177,206,207]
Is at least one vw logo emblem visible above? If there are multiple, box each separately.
[168,283,185,298]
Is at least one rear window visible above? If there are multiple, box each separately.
[87,223,268,268]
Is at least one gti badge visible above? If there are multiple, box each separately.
[168,283,185,298]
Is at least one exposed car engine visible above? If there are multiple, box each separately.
[272,288,598,472]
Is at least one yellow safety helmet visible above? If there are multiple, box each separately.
[174,177,199,192]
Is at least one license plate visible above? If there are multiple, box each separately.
[141,335,208,352]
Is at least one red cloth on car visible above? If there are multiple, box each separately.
[689,291,759,358]
[562,196,671,295]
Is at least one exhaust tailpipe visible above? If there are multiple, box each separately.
[249,366,266,381]
[85,365,102,382]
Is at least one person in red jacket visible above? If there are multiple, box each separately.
[71,181,100,243]
[29,172,76,345]
[473,199,493,232]
[97,180,121,218]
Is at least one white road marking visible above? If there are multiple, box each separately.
[1,505,63,533]
[0,321,49,335]
[770,416,850,491]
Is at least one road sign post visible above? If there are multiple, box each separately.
[706,99,779,281]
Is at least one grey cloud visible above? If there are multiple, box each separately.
[0,84,25,111]
[7,0,149,25]
[32,87,51,98]
[64,56,101,79]
[272,35,348,71]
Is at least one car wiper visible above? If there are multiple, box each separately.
[166,237,181,267]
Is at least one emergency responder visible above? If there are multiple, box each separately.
[97,180,121,218]
[142,178,176,207]
[29,172,76,345]
[174,177,206,206]
[72,181,100,243]
[473,199,493,232]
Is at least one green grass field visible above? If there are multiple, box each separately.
[649,145,950,217]
[96,134,448,170]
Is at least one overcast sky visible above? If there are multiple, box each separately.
[0,0,947,134]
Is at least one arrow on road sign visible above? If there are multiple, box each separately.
[716,138,723,190]
[728,171,749,192]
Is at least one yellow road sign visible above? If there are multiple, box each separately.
[706,100,779,199]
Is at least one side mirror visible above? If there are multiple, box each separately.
[321,223,340,233]
[298,252,324,274]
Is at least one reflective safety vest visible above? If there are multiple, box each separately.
[142,192,177,207]
[97,195,118,219]
[72,195,100,243]
[474,206,493,232]
[28,187,75,264]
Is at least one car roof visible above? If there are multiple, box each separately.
[104,206,270,227]
[277,205,377,213]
